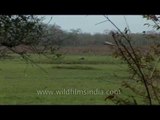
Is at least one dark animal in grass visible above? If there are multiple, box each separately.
[55,53,62,58]
[79,57,85,60]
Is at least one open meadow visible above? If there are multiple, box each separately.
[1,45,160,105]
[0,53,134,105]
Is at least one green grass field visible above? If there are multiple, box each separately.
[0,54,147,105]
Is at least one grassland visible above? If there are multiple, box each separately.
[0,54,147,105]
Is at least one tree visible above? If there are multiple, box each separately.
[68,28,82,46]
[104,15,160,105]
[38,24,69,54]
[0,15,47,72]
[0,15,43,48]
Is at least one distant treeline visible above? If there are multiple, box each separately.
[39,24,160,47]
[1,23,160,55]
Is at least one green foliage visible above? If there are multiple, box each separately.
[0,15,43,47]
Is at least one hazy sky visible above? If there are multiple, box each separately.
[41,15,155,34]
